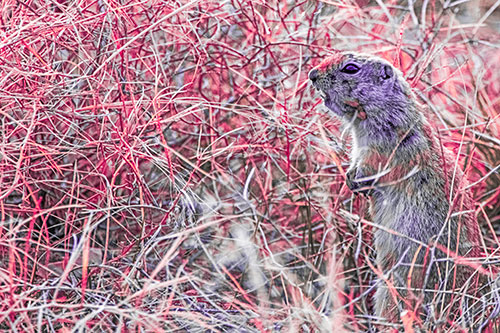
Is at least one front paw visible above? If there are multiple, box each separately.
[346,168,358,192]
[346,168,374,196]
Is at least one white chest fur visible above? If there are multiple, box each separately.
[349,129,367,169]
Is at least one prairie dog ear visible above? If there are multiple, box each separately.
[381,64,393,80]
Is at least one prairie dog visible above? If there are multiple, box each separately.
[309,52,486,327]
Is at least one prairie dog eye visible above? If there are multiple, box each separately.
[340,64,360,74]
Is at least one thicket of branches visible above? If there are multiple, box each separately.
[0,0,499,331]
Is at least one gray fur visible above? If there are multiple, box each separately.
[310,52,484,327]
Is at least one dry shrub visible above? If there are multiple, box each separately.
[0,0,499,331]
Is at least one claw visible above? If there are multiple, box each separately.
[346,168,374,196]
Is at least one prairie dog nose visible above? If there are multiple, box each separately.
[308,69,319,81]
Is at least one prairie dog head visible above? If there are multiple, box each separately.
[309,52,412,120]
